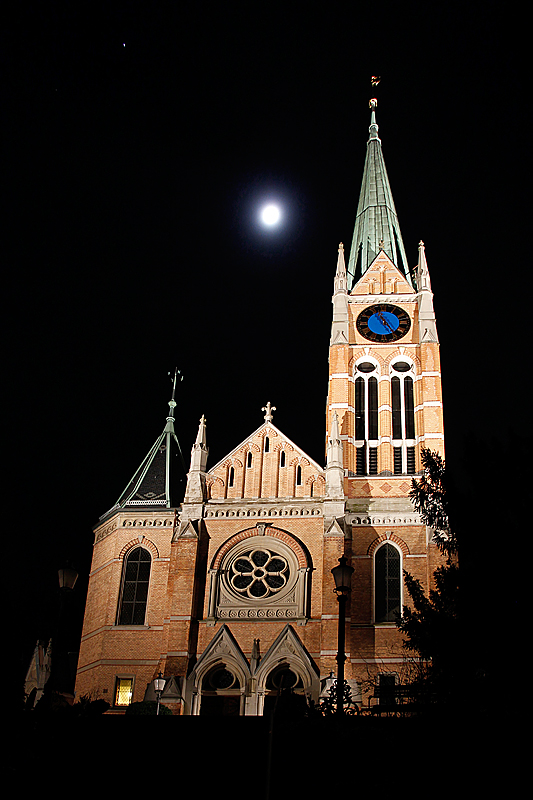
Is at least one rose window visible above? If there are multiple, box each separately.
[229,549,289,599]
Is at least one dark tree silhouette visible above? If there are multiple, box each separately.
[396,448,461,711]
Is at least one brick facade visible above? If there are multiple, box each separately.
[75,105,446,715]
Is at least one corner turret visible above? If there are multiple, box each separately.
[184,415,209,505]
[330,243,349,345]
[416,240,439,343]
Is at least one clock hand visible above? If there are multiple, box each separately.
[375,309,395,333]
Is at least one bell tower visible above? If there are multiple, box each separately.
[327,98,444,494]
[327,99,445,695]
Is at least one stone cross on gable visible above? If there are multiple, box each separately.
[262,402,276,422]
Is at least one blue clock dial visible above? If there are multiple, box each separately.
[356,304,411,342]
[368,310,400,335]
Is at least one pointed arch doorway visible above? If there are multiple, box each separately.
[199,663,242,716]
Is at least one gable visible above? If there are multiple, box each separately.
[207,422,325,501]
[350,250,415,297]
[254,624,320,692]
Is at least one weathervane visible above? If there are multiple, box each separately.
[168,368,183,415]
[370,76,381,110]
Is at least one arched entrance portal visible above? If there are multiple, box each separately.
[262,662,308,716]
[199,663,242,716]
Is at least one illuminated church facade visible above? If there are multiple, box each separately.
[75,100,445,714]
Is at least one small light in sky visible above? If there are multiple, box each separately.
[260,204,281,226]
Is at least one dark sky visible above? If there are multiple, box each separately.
[6,3,527,680]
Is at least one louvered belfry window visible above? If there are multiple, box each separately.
[391,364,416,474]
[117,547,151,625]
[355,365,379,475]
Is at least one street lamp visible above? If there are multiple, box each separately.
[58,566,78,591]
[331,555,354,716]
[154,672,166,715]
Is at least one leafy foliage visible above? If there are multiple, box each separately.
[409,447,456,555]
[399,562,459,665]
[396,448,461,708]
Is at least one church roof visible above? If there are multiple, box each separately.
[100,373,185,518]
[207,403,324,476]
[347,99,411,290]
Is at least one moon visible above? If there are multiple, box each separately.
[260,204,281,226]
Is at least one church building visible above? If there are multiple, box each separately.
[75,99,445,714]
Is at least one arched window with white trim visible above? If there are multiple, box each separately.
[355,359,379,475]
[390,359,416,474]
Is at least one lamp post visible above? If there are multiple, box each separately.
[49,564,79,698]
[58,566,79,592]
[331,555,354,717]
[154,672,166,715]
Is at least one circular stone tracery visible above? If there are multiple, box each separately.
[230,549,289,598]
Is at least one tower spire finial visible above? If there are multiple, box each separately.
[262,402,276,422]
[368,97,379,141]
[167,368,182,419]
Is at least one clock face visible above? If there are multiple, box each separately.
[356,303,411,343]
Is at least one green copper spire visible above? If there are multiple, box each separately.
[347,99,411,289]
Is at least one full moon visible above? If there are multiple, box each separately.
[260,204,281,226]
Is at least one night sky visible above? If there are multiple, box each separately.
[6,3,527,684]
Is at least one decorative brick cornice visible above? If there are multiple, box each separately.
[205,504,323,520]
[121,517,175,528]
[347,511,420,527]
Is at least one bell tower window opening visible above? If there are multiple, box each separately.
[247,451,252,468]
[296,464,302,486]
[229,466,235,488]
[264,436,270,453]
[280,450,286,468]
[391,364,416,474]
[354,364,379,475]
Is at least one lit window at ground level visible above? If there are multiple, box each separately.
[115,678,133,706]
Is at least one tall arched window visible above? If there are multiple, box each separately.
[374,543,401,623]
[391,361,416,474]
[117,547,151,625]
[355,361,379,475]
[229,466,235,487]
